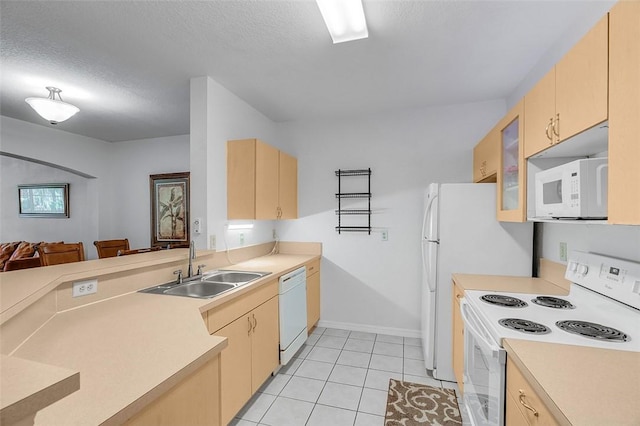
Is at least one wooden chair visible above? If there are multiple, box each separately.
[117,246,161,256]
[3,257,42,271]
[37,242,85,266]
[94,239,130,259]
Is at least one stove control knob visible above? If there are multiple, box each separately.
[578,264,589,276]
[568,261,578,272]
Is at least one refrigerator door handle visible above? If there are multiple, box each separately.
[422,241,437,292]
[422,193,438,240]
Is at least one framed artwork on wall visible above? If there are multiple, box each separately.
[150,172,190,248]
[18,183,70,218]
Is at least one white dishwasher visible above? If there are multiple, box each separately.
[279,266,307,365]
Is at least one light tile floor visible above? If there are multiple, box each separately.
[230,327,471,426]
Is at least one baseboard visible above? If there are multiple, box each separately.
[317,319,421,339]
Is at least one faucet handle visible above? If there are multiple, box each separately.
[173,269,183,284]
[197,264,206,275]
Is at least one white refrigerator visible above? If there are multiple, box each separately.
[421,183,533,382]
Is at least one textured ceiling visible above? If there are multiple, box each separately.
[0,1,609,142]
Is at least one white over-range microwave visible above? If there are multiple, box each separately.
[534,158,608,219]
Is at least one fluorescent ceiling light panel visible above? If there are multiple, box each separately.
[316,0,368,44]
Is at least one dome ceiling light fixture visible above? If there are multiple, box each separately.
[316,0,368,44]
[25,86,80,125]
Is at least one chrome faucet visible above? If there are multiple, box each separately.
[187,240,195,278]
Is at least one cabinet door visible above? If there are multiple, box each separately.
[307,271,320,332]
[555,14,608,142]
[250,296,280,394]
[217,315,253,425]
[497,100,527,222]
[524,68,556,158]
[255,140,280,220]
[125,356,220,426]
[452,284,464,394]
[227,139,257,219]
[278,151,298,219]
[609,1,640,225]
[473,127,499,183]
[505,388,529,426]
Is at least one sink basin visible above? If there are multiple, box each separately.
[138,270,271,299]
[164,281,236,298]
[203,270,268,284]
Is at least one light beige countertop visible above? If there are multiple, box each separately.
[1,250,320,425]
[452,273,569,295]
[504,339,640,426]
[0,355,79,425]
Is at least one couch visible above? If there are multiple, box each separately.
[0,241,62,272]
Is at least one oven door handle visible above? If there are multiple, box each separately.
[460,298,502,353]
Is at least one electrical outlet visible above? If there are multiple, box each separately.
[382,229,388,241]
[272,228,277,239]
[209,234,216,250]
[73,279,98,297]
[559,242,568,261]
[239,233,245,246]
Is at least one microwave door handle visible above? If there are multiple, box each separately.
[460,299,501,353]
[596,164,608,207]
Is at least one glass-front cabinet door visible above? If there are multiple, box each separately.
[497,100,527,222]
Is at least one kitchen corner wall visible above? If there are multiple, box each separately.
[276,99,506,335]
[189,76,281,252]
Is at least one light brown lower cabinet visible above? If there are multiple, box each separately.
[214,295,279,425]
[124,355,220,426]
[306,259,321,333]
[452,282,464,394]
[506,357,559,426]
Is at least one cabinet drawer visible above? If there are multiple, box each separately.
[208,279,278,333]
[507,358,559,425]
[306,258,320,277]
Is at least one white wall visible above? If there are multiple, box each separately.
[190,76,281,253]
[0,156,93,256]
[277,99,506,335]
[507,1,639,266]
[110,135,190,249]
[0,116,112,256]
[0,116,192,258]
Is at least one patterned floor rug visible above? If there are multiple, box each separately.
[385,379,463,425]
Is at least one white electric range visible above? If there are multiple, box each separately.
[460,251,640,426]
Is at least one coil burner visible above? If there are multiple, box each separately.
[480,294,528,308]
[556,320,629,342]
[531,296,575,309]
[498,318,551,334]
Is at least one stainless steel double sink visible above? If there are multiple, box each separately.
[139,270,271,299]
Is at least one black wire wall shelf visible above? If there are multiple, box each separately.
[335,168,372,234]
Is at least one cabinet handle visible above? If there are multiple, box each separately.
[518,390,539,417]
[545,118,554,142]
[552,113,560,139]
[456,294,463,299]
[252,313,257,332]
[247,316,252,336]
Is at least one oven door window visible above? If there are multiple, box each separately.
[461,301,506,426]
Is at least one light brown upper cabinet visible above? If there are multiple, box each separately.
[227,139,298,220]
[608,1,640,224]
[524,14,608,158]
[473,126,499,183]
[497,100,527,222]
